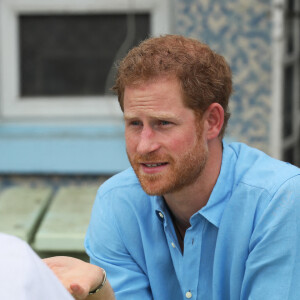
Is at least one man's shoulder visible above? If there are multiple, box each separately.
[90,168,155,229]
[97,167,146,199]
[228,142,300,195]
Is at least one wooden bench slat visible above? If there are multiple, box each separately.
[0,186,52,242]
[33,184,99,252]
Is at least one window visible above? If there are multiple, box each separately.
[272,0,300,167]
[0,0,171,119]
[282,0,300,166]
[19,14,150,97]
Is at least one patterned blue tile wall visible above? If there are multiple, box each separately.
[175,0,272,153]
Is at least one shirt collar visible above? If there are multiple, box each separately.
[153,140,237,228]
[198,140,237,228]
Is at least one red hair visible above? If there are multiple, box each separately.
[113,35,232,137]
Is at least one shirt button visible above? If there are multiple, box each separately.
[171,242,176,248]
[185,291,192,298]
[158,212,164,219]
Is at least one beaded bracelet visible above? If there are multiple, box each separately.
[88,269,107,295]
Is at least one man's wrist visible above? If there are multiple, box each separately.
[89,269,107,295]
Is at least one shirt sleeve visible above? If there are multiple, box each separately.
[85,188,153,300]
[241,175,300,300]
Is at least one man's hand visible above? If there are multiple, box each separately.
[43,256,104,300]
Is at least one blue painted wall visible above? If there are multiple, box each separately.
[0,124,129,174]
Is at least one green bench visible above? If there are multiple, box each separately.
[33,185,98,253]
[0,183,101,259]
[0,186,52,243]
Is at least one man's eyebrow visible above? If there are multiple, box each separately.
[123,114,136,120]
[124,113,180,120]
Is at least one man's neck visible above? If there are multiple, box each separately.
[163,139,223,227]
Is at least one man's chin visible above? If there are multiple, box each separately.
[141,186,164,196]
[138,177,165,196]
[132,166,167,195]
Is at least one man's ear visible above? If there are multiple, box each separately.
[203,103,224,140]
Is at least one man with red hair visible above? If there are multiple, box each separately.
[47,35,300,300]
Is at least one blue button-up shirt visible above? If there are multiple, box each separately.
[85,142,300,299]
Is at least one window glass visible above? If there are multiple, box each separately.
[285,0,295,54]
[19,14,150,97]
[283,65,294,138]
[283,146,294,165]
[287,0,295,11]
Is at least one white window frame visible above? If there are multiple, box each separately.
[0,0,171,119]
[271,0,300,165]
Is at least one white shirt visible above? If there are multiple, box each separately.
[0,233,73,300]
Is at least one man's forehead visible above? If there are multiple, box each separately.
[123,76,181,97]
[124,111,179,120]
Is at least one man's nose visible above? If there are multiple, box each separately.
[137,126,160,154]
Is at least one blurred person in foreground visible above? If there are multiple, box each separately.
[45,35,300,300]
[0,233,73,300]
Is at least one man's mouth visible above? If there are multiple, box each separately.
[143,163,168,168]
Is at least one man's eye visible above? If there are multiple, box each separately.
[130,121,141,126]
[159,120,171,126]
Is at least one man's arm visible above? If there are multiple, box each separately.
[84,184,154,299]
[44,256,115,300]
[241,175,300,299]
[87,282,115,300]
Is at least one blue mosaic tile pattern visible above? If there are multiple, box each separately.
[175,0,272,153]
